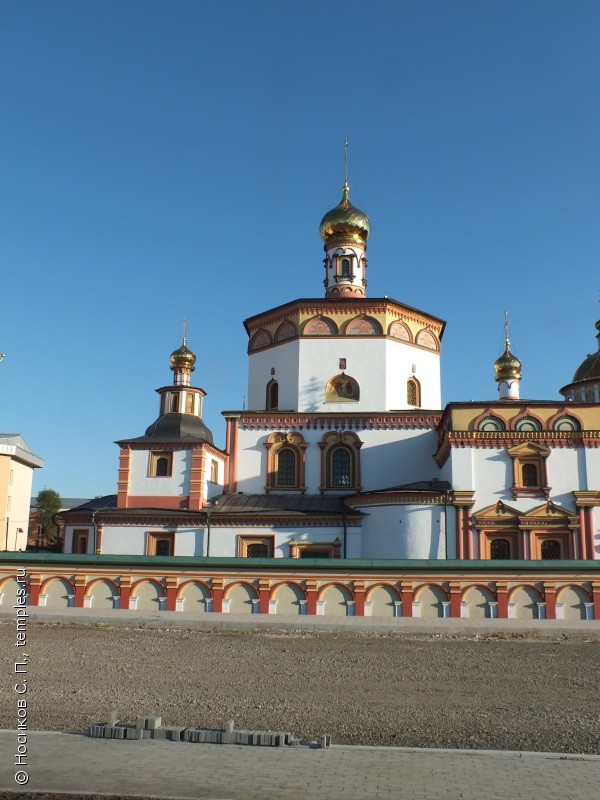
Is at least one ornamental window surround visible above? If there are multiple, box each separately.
[506,442,551,500]
[319,431,362,492]
[149,451,173,478]
[407,377,421,407]
[146,532,175,556]
[265,432,307,492]
[238,535,275,558]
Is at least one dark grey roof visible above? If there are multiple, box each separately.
[117,413,214,445]
[206,493,354,516]
[62,495,118,513]
[31,497,93,510]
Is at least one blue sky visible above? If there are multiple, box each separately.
[1,1,599,499]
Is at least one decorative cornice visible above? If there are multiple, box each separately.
[573,491,600,508]
[435,430,600,466]
[236,412,441,431]
[344,491,448,507]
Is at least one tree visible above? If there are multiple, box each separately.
[36,489,62,549]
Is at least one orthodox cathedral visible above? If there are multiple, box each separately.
[60,177,600,571]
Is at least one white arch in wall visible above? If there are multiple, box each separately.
[510,586,542,619]
[414,585,446,618]
[271,583,304,614]
[366,585,398,617]
[225,582,257,614]
[131,580,163,611]
[42,578,73,609]
[556,586,589,620]
[319,584,352,616]
[462,586,494,619]
[179,581,211,613]
[86,579,118,610]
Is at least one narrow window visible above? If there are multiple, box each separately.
[522,463,538,487]
[341,257,350,277]
[150,452,173,477]
[155,540,172,556]
[185,394,194,413]
[541,540,561,559]
[156,457,170,477]
[170,394,179,412]
[78,536,88,554]
[276,448,297,487]
[331,447,352,487]
[210,460,218,483]
[407,377,420,407]
[266,380,279,410]
[490,539,511,559]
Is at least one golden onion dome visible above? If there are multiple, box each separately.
[170,341,196,373]
[319,184,370,246]
[494,345,521,380]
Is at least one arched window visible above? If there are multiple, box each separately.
[266,379,279,410]
[276,447,297,487]
[341,257,350,277]
[150,452,172,477]
[170,394,179,412]
[247,542,270,558]
[330,446,353,487]
[407,377,420,407]
[185,394,194,413]
[156,457,170,477]
[515,417,542,432]
[265,432,307,491]
[490,539,511,559]
[319,431,362,491]
[541,540,561,559]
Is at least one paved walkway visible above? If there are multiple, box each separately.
[1,731,599,800]
[2,605,600,638]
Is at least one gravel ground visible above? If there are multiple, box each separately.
[1,620,599,755]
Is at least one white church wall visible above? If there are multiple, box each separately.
[128,450,190,497]
[247,336,442,414]
[234,425,440,495]
[207,526,347,558]
[359,504,448,559]
[384,340,441,410]
[546,449,583,509]
[247,340,301,411]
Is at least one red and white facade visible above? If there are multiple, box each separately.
[6,178,597,620]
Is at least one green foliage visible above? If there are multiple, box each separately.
[36,489,62,547]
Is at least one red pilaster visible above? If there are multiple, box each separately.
[544,584,556,619]
[258,579,270,614]
[306,581,318,615]
[449,583,461,618]
[212,579,224,613]
[119,578,131,611]
[189,449,204,511]
[456,507,464,560]
[496,583,508,618]
[466,510,474,560]
[117,447,131,509]
[353,582,365,616]
[28,575,41,606]
[578,508,588,560]
[401,585,414,617]
[165,578,178,612]
[592,581,600,621]
[74,577,86,608]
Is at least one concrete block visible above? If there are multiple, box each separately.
[225,718,235,734]
[320,734,331,748]
[145,716,162,730]
[102,726,113,739]
[108,711,119,727]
